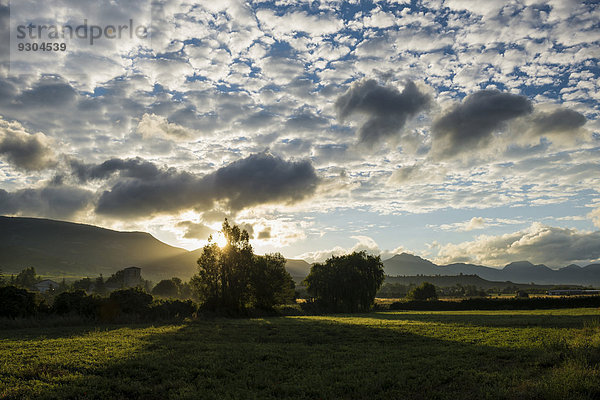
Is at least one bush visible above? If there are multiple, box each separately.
[0,286,42,318]
[406,282,438,301]
[53,290,100,318]
[108,288,153,316]
[150,299,197,320]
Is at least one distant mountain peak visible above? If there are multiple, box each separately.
[389,252,434,264]
[503,261,535,270]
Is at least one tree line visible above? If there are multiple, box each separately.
[0,220,387,319]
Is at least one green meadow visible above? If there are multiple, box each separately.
[2,308,600,399]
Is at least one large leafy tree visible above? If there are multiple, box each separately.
[250,253,295,310]
[304,251,384,312]
[193,219,294,312]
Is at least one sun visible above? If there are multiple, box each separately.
[212,231,228,248]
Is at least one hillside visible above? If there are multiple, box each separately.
[0,216,188,280]
[0,216,312,282]
[383,253,600,286]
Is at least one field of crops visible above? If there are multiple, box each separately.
[2,309,600,399]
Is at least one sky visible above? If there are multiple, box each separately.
[0,0,599,268]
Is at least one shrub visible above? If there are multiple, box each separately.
[108,288,153,316]
[406,282,438,301]
[53,290,100,318]
[0,285,41,318]
[150,299,197,320]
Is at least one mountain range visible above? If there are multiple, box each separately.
[383,253,600,286]
[1,216,597,286]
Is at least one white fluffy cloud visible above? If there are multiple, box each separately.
[434,223,600,267]
[297,235,404,264]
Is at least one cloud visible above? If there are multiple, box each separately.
[94,152,320,218]
[434,223,600,267]
[257,227,271,240]
[530,108,587,135]
[0,185,93,218]
[431,89,533,158]
[335,79,431,147]
[70,157,163,183]
[459,216,486,231]
[0,118,56,171]
[387,164,447,185]
[176,221,215,240]
[136,113,193,140]
[297,235,404,264]
[589,207,600,229]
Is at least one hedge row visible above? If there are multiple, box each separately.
[0,286,197,321]
[389,296,600,311]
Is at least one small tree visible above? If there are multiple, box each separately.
[193,220,294,312]
[193,219,254,312]
[152,278,180,298]
[14,267,38,289]
[406,282,438,301]
[304,251,384,312]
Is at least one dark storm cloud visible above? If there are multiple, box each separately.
[335,79,431,147]
[0,185,93,218]
[0,131,56,171]
[70,157,162,182]
[432,89,533,157]
[94,152,320,218]
[531,108,586,135]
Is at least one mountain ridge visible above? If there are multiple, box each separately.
[383,252,600,286]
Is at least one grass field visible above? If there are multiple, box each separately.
[2,309,600,399]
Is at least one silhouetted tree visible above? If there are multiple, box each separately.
[406,282,437,301]
[193,219,294,312]
[250,253,295,310]
[14,267,38,289]
[304,251,384,312]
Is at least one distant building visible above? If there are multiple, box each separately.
[34,279,59,293]
[123,266,142,287]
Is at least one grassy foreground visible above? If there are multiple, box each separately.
[2,309,600,399]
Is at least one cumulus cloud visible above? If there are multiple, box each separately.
[589,207,600,229]
[335,79,431,147]
[0,118,56,171]
[431,89,533,158]
[94,152,320,218]
[136,113,193,140]
[297,235,404,264]
[434,223,600,267]
[0,185,93,218]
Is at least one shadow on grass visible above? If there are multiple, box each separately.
[4,313,600,400]
[0,321,178,342]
